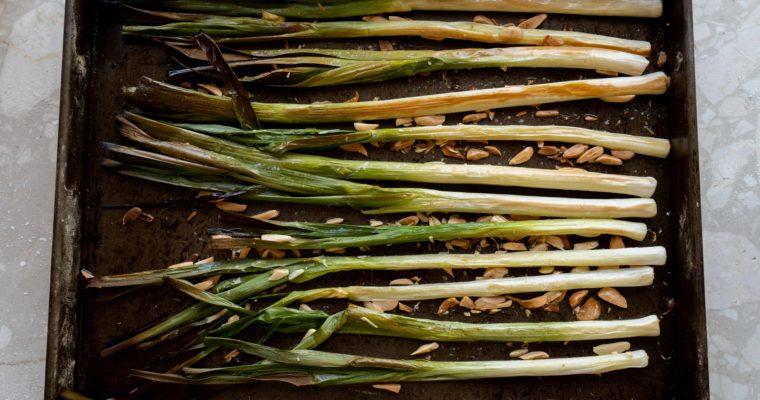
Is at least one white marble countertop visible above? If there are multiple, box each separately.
[0,1,756,398]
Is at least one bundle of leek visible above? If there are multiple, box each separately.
[123,12,651,55]
[141,0,663,19]
[127,72,669,124]
[168,46,650,87]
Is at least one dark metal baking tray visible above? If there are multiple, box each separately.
[46,1,707,398]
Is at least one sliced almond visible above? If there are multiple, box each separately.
[517,13,547,29]
[428,215,442,225]
[288,268,305,280]
[609,236,625,249]
[563,144,588,159]
[576,146,604,164]
[483,267,508,279]
[474,296,507,310]
[414,115,446,126]
[193,275,221,291]
[363,301,385,313]
[261,10,285,22]
[260,234,295,243]
[268,268,289,281]
[398,302,413,312]
[441,268,454,277]
[509,348,530,358]
[538,146,559,156]
[515,110,528,117]
[138,212,154,222]
[299,303,312,311]
[363,15,387,22]
[167,261,194,270]
[378,40,394,51]
[354,122,379,131]
[466,148,490,161]
[373,383,401,394]
[369,219,384,227]
[585,114,599,122]
[596,69,619,77]
[197,83,223,96]
[575,297,602,320]
[502,242,527,251]
[367,300,399,312]
[122,207,142,225]
[410,342,439,356]
[538,266,555,274]
[390,278,414,286]
[223,349,240,363]
[598,287,628,308]
[530,243,548,252]
[216,202,247,213]
[601,95,636,103]
[395,117,413,127]
[571,266,590,273]
[568,289,589,308]
[462,112,488,123]
[573,240,599,250]
[391,139,415,151]
[397,215,420,225]
[252,209,279,220]
[520,351,550,360]
[326,247,345,254]
[596,154,623,166]
[508,291,561,309]
[447,216,467,224]
[484,146,502,156]
[459,296,476,309]
[186,210,198,222]
[611,150,635,160]
[498,26,524,40]
[195,256,214,265]
[476,215,493,223]
[542,35,564,46]
[339,143,368,157]
[545,235,565,250]
[437,297,459,315]
[656,51,667,67]
[535,110,559,118]
[491,215,509,222]
[509,147,534,165]
[325,217,344,224]
[473,15,497,25]
[593,341,631,355]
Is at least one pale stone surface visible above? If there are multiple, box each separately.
[0,1,756,398]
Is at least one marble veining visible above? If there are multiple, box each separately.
[0,0,757,398]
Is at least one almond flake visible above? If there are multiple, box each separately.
[466,148,490,161]
[509,147,534,165]
[576,146,604,164]
[483,267,508,279]
[538,266,555,274]
[216,202,247,213]
[223,349,240,363]
[261,234,295,243]
[363,15,387,22]
[437,297,459,315]
[340,143,369,157]
[167,261,194,270]
[520,351,550,360]
[392,139,415,151]
[252,209,279,220]
[585,114,599,122]
[197,83,223,96]
[535,110,559,118]
[568,290,589,308]
[186,210,198,222]
[545,235,565,250]
[611,150,636,160]
[517,14,547,29]
[538,146,559,156]
[447,216,467,224]
[596,69,619,77]
[378,40,394,51]
[593,341,631,355]
[573,240,599,250]
[299,303,312,311]
[194,275,221,291]
[414,115,446,126]
[325,217,344,224]
[122,207,142,225]
[261,10,285,22]
[563,144,588,159]
[390,278,414,286]
[354,122,379,131]
[609,236,625,249]
[398,302,413,312]
[598,287,628,308]
[509,348,530,358]
[575,297,601,320]
[395,117,413,126]
[269,268,289,281]
[530,243,548,252]
[596,154,623,166]
[498,26,524,40]
[397,215,420,225]
[373,383,401,394]
[369,219,384,227]
[462,112,488,123]
[601,95,636,103]
[367,300,399,312]
[542,35,564,46]
[503,242,527,251]
[411,342,439,356]
[473,15,497,25]
[656,51,667,67]
[288,268,305,280]
[474,296,507,310]
[363,301,385,312]
[484,146,502,156]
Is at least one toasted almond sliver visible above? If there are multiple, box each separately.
[598,287,628,308]
[395,117,413,126]
[545,235,565,250]
[186,210,198,222]
[369,219,384,227]
[466,148,490,161]
[167,261,194,270]
[364,301,385,312]
[596,69,619,77]
[216,202,247,213]
[252,209,279,220]
[601,95,636,103]
[576,146,604,164]
[325,217,344,224]
[373,383,402,394]
[656,51,668,67]
[368,300,399,312]
[299,303,312,311]
[363,15,387,22]
[474,296,507,310]
[596,154,623,166]
[498,26,524,40]
[269,268,289,281]
[459,296,476,309]
[585,114,599,122]
[261,10,285,22]
[483,267,508,279]
[538,266,555,274]
[261,234,295,243]
[484,145,502,156]
[473,15,497,25]
[535,110,559,118]
[442,145,464,159]
[518,13,548,29]
[538,146,559,156]
[414,115,446,126]
[193,274,220,291]
[447,216,467,224]
[195,256,214,265]
[563,143,588,159]
[448,239,471,250]
[378,40,394,51]
[410,342,439,356]
[573,240,599,250]
[288,268,305,280]
[398,302,413,312]
[593,341,631,355]
[392,139,415,151]
[503,242,527,251]
[509,147,534,165]
[491,215,509,222]
[520,351,550,360]
[437,297,459,315]
[198,83,223,96]
[122,207,142,225]
[462,112,488,123]
[568,289,589,308]
[354,122,379,131]
[509,348,530,358]
[575,297,602,320]
[571,266,590,273]
[390,278,414,286]
[542,35,564,46]
[223,349,240,363]
[340,143,369,157]
[611,150,636,160]
[397,215,420,225]
[476,215,493,223]
[610,235,625,249]
[530,243,548,252]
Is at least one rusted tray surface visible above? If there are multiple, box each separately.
[46,1,707,398]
